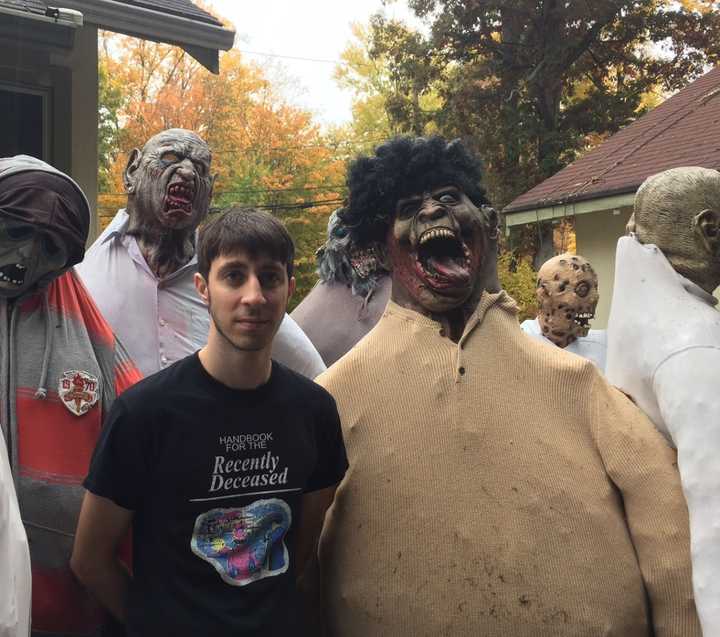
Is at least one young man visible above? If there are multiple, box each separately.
[71,208,348,636]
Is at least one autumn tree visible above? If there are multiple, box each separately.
[98,32,346,305]
[364,0,720,207]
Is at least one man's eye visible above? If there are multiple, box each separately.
[161,151,181,163]
[225,271,244,284]
[261,273,282,287]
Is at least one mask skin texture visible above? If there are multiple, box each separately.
[629,166,720,294]
[387,185,499,341]
[124,128,214,278]
[536,253,599,348]
[316,209,388,299]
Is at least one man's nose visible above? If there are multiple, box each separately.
[242,275,267,305]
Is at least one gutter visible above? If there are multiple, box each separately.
[0,5,83,27]
[55,0,235,72]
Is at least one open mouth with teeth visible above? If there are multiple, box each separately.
[349,247,382,280]
[164,182,195,218]
[0,263,27,287]
[414,227,472,291]
[573,312,594,330]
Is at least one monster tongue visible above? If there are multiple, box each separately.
[427,256,470,284]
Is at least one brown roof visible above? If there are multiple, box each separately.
[504,66,720,213]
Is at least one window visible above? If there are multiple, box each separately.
[0,83,49,160]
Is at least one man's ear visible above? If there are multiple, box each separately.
[194,272,209,305]
[626,212,637,235]
[483,206,499,240]
[287,276,296,305]
[124,149,142,194]
[693,208,720,257]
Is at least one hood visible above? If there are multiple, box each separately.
[0,155,91,270]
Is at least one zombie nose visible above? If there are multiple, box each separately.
[176,160,196,180]
[418,203,446,223]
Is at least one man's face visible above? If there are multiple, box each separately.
[195,250,294,353]
[128,130,213,231]
[536,254,599,348]
[386,184,488,314]
[0,219,67,297]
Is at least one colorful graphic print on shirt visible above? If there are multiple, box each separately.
[190,498,291,586]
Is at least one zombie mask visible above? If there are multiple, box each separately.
[317,209,387,297]
[124,128,213,232]
[0,159,89,298]
[387,184,497,314]
[536,253,599,347]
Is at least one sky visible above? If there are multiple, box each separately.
[210,0,420,127]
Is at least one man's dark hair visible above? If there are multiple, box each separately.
[340,136,490,247]
[197,207,295,280]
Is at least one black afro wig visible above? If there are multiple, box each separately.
[340,136,490,247]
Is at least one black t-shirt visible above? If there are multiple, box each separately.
[84,353,347,637]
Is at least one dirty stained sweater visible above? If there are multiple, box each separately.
[317,291,700,637]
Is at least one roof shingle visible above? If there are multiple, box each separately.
[504,66,720,213]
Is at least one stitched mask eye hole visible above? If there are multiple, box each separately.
[41,234,61,257]
[575,282,590,298]
[6,225,34,241]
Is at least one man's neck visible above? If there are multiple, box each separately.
[198,331,272,390]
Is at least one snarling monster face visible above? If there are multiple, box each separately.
[387,184,492,314]
[0,220,67,298]
[536,253,599,347]
[125,129,213,232]
[317,209,387,297]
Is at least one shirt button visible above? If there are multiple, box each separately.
[161,355,168,365]
[159,318,166,327]
[458,366,466,375]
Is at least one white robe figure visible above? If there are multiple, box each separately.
[607,234,720,635]
[521,317,607,372]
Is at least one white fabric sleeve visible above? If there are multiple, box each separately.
[654,346,720,637]
[0,437,31,637]
[271,313,327,379]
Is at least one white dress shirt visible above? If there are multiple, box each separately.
[0,430,31,637]
[76,210,326,379]
[606,234,720,636]
[520,317,607,372]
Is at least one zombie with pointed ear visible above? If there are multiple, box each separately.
[290,209,391,366]
[521,252,606,371]
[315,136,699,636]
[0,155,142,636]
[606,166,720,635]
[76,128,326,379]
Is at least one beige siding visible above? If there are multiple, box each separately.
[575,207,633,328]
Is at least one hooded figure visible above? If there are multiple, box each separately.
[0,156,141,637]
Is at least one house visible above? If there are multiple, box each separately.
[503,66,720,327]
[0,0,235,236]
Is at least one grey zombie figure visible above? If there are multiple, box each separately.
[316,136,700,637]
[0,155,141,636]
[77,128,326,378]
[606,166,720,636]
[521,253,607,371]
[291,209,391,366]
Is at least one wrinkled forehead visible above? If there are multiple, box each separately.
[143,131,211,163]
[538,254,597,284]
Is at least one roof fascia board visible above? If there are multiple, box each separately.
[56,0,235,52]
[503,192,636,227]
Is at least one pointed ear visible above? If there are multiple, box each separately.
[693,208,720,257]
[124,148,142,194]
[483,205,500,240]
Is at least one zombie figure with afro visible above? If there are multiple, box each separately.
[521,253,607,371]
[316,136,700,636]
[0,156,141,636]
[607,167,720,635]
[291,209,391,366]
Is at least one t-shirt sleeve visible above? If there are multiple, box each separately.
[306,392,348,492]
[84,396,150,511]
